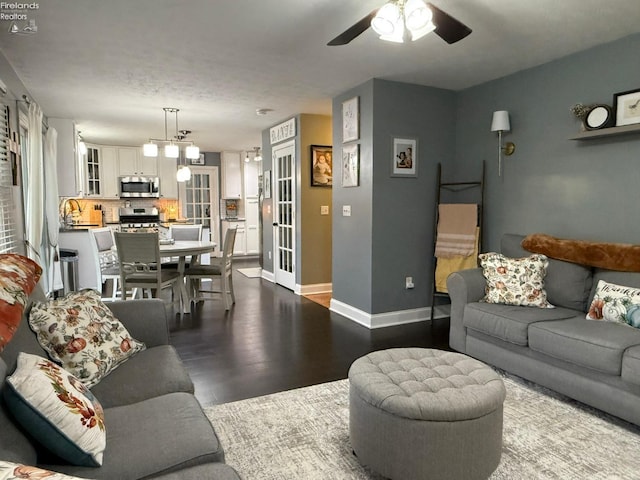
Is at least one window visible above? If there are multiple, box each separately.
[0,104,20,253]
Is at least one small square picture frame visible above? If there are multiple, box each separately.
[190,153,205,165]
[613,88,640,127]
[391,137,417,177]
[342,143,359,187]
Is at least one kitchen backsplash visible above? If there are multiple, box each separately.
[66,198,179,223]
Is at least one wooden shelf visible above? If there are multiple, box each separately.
[569,123,640,140]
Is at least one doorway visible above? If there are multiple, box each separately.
[272,140,296,291]
[179,166,220,249]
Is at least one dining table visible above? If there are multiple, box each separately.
[159,240,217,314]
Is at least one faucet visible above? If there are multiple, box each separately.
[60,198,83,226]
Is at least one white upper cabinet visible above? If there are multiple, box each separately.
[117,147,157,176]
[100,146,119,198]
[243,158,260,198]
[221,151,242,199]
[49,118,83,197]
[157,154,178,198]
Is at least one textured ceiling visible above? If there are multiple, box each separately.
[0,0,639,152]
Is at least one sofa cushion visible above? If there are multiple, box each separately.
[40,392,225,480]
[479,252,552,308]
[0,461,88,479]
[90,345,194,408]
[29,289,146,388]
[622,345,640,386]
[151,463,242,480]
[3,352,106,467]
[528,318,640,375]
[464,302,580,346]
[0,358,39,466]
[503,233,593,311]
[0,254,42,350]
[586,280,640,326]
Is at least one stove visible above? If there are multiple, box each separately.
[118,207,160,232]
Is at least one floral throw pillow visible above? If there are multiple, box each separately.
[29,288,145,388]
[586,280,640,327]
[0,461,89,479]
[3,353,106,467]
[0,253,42,350]
[479,252,553,308]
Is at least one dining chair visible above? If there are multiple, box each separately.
[185,226,237,310]
[89,227,121,300]
[163,224,204,268]
[113,231,181,307]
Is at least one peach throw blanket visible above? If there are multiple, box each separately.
[434,204,478,258]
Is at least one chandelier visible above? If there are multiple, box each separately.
[371,0,435,43]
[142,108,200,160]
[244,146,263,163]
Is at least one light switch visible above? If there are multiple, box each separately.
[321,205,329,215]
[342,205,351,217]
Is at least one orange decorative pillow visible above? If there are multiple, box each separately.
[0,254,42,350]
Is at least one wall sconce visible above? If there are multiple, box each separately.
[491,110,516,176]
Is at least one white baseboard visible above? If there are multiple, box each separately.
[261,270,275,283]
[329,299,447,329]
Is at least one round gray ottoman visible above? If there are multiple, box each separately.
[349,348,506,480]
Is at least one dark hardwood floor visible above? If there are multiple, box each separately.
[168,258,451,406]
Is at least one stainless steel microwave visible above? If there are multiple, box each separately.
[119,176,160,198]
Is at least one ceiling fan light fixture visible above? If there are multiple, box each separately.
[404,0,431,30]
[409,20,435,41]
[371,2,402,36]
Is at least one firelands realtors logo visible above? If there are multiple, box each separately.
[1,2,39,34]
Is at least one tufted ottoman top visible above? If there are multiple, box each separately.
[349,348,506,422]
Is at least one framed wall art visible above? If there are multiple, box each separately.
[263,170,272,198]
[342,96,359,143]
[614,88,640,126]
[190,153,205,165]
[310,145,333,187]
[342,143,359,187]
[391,137,417,177]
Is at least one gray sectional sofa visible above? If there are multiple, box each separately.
[1,287,240,479]
[447,233,640,427]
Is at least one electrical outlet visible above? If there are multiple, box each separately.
[342,205,351,217]
[405,276,414,289]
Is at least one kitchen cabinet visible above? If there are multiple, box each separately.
[84,146,101,197]
[221,151,242,198]
[222,220,246,255]
[243,159,260,198]
[100,146,119,198]
[157,154,178,198]
[49,118,84,197]
[117,147,157,176]
[245,198,259,255]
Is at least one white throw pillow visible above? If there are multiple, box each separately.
[3,353,106,467]
[0,461,89,479]
[586,280,640,327]
[479,252,553,308]
[29,289,145,387]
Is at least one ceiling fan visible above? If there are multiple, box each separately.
[328,0,471,46]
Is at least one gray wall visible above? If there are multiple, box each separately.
[332,79,456,314]
[455,33,640,252]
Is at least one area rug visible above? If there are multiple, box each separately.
[237,267,262,278]
[204,373,640,479]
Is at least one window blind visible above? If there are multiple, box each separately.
[0,104,19,253]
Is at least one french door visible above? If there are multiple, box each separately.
[179,166,220,250]
[273,140,296,291]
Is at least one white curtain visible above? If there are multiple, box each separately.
[44,127,62,292]
[25,103,44,263]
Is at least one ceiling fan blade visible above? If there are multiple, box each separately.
[427,3,472,44]
[327,9,379,46]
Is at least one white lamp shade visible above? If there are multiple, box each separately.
[491,111,511,132]
[143,142,158,157]
[185,145,200,159]
[372,2,402,36]
[165,143,179,158]
[405,0,432,31]
[254,153,262,162]
[176,165,192,182]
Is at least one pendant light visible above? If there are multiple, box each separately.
[142,107,200,160]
